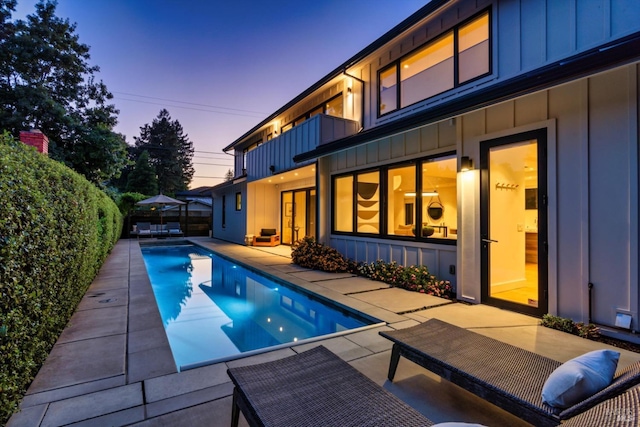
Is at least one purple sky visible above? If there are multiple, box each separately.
[13,0,428,188]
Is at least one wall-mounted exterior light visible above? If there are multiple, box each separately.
[460,156,473,172]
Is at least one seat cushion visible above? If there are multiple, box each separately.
[542,349,620,408]
[260,228,277,236]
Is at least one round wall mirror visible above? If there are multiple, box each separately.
[427,201,444,221]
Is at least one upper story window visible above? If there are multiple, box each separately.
[378,10,490,117]
[281,94,344,134]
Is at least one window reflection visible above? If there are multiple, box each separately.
[388,165,416,236]
[356,171,380,234]
[422,156,457,239]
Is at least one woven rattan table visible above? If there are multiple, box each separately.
[227,345,434,427]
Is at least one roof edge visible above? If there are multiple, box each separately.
[294,30,640,162]
[222,0,452,152]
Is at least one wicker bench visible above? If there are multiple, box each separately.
[561,384,640,426]
[227,345,434,427]
[379,318,640,427]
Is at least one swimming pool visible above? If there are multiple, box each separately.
[140,244,381,370]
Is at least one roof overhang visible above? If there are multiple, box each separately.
[294,30,640,162]
[222,0,452,153]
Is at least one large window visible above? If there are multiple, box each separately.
[356,171,380,234]
[379,11,490,116]
[332,154,457,242]
[334,175,353,232]
[421,156,457,239]
[388,165,416,236]
[379,66,398,115]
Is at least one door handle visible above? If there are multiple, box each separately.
[482,238,498,243]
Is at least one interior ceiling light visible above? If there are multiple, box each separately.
[404,191,438,197]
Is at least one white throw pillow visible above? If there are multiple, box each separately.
[541,349,620,408]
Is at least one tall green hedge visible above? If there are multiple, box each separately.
[0,132,122,423]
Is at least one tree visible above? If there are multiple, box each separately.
[0,0,128,185]
[133,109,194,195]
[125,150,158,195]
[224,169,234,181]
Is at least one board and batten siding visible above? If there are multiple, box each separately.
[327,119,458,286]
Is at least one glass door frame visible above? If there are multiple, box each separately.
[480,128,549,317]
[280,187,316,245]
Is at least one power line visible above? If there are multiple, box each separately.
[193,162,233,166]
[115,97,266,118]
[113,91,269,115]
[194,150,232,155]
[194,155,232,160]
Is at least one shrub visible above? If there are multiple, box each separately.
[291,237,453,299]
[291,236,351,272]
[357,261,453,298]
[541,314,600,339]
[0,132,122,423]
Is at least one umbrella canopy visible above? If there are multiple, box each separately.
[136,194,186,207]
[136,194,186,226]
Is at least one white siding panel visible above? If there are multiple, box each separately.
[366,243,379,262]
[611,0,640,37]
[486,101,515,134]
[521,1,546,70]
[367,142,379,164]
[391,134,405,159]
[497,0,522,77]
[355,240,368,260]
[549,80,588,319]
[588,68,635,323]
[246,115,356,180]
[378,244,390,262]
[577,0,608,49]
[438,120,456,148]
[515,91,548,126]
[390,245,404,263]
[546,0,575,61]
[378,137,392,161]
[356,145,368,167]
[421,125,438,151]
[438,250,457,285]
[405,246,419,266]
[406,128,421,155]
[421,250,437,274]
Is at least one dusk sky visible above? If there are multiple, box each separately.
[13,0,429,188]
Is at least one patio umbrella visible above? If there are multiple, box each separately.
[136,193,186,227]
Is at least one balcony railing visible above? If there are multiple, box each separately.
[245,114,358,181]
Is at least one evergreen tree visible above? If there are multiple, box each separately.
[224,169,234,181]
[0,0,128,184]
[134,109,194,195]
[126,150,158,196]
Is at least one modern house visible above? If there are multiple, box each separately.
[211,0,640,341]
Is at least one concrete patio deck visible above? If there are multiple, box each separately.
[8,237,640,426]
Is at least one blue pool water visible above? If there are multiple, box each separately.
[140,244,379,370]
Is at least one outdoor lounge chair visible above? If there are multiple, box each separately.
[167,222,183,236]
[253,228,280,247]
[379,318,640,427]
[561,384,640,426]
[227,345,434,427]
[136,222,152,239]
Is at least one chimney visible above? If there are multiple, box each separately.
[19,130,49,155]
